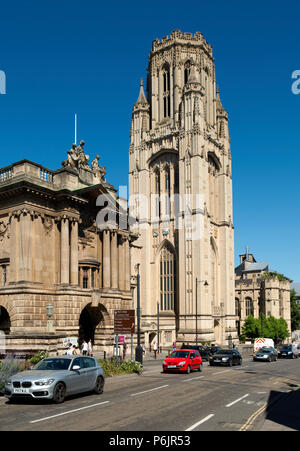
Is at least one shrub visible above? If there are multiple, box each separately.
[0,357,24,393]
[98,358,143,377]
[29,351,48,365]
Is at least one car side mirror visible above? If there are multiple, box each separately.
[72,365,81,371]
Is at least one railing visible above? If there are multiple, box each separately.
[0,166,14,182]
[40,168,53,183]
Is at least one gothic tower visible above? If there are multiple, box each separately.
[129,30,236,347]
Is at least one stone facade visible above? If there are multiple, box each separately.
[0,143,135,354]
[129,30,236,348]
[235,253,291,335]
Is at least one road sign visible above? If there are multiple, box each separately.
[114,309,135,334]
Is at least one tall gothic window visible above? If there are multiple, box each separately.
[160,245,176,311]
[245,297,254,317]
[162,64,170,118]
[184,60,191,84]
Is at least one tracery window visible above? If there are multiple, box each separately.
[160,245,176,311]
[245,297,254,317]
[162,64,170,118]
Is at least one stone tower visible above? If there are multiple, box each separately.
[129,30,236,347]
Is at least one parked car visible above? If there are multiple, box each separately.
[253,347,277,362]
[4,356,105,404]
[163,349,202,374]
[209,349,242,366]
[278,344,299,359]
[180,345,210,361]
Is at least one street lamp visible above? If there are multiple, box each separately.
[135,264,143,364]
[195,279,209,346]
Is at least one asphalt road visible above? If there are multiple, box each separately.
[1,355,300,431]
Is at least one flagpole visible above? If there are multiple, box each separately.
[75,112,77,145]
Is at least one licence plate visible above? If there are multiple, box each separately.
[14,388,30,394]
[214,359,221,362]
[168,365,176,368]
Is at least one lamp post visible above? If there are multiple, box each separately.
[195,279,209,346]
[135,264,143,364]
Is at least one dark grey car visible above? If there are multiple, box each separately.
[4,356,105,403]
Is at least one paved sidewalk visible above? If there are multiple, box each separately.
[255,388,300,431]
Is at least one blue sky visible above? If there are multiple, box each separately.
[0,0,299,281]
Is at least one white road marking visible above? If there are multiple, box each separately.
[212,370,231,375]
[183,376,204,382]
[226,394,249,407]
[130,385,169,397]
[30,401,110,424]
[185,414,215,431]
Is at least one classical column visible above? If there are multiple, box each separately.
[70,220,78,285]
[111,231,119,289]
[118,236,125,291]
[19,212,32,282]
[103,230,111,288]
[125,237,130,292]
[60,216,70,284]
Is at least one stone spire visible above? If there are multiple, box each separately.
[135,78,149,107]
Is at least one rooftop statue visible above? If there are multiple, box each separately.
[62,140,90,171]
[91,154,106,182]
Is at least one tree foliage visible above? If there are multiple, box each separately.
[290,289,300,332]
[240,313,290,343]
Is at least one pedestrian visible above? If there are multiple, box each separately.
[123,342,127,360]
[66,345,73,355]
[73,345,79,355]
[82,340,88,356]
[153,342,158,359]
[88,340,93,356]
[173,342,176,351]
[142,344,146,356]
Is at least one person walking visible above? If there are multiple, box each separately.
[82,340,88,356]
[153,342,158,359]
[87,340,93,356]
[122,342,127,360]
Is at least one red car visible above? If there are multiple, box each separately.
[162,349,202,374]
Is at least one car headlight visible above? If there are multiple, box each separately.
[222,357,229,362]
[35,379,55,386]
[163,361,167,365]
[178,361,186,366]
[6,379,12,386]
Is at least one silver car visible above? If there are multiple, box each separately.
[4,356,105,404]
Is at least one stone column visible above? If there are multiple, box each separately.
[103,230,111,288]
[19,212,32,282]
[60,216,70,284]
[118,236,125,291]
[125,237,130,292]
[111,231,119,289]
[170,162,175,220]
[70,220,78,285]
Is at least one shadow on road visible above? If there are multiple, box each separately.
[264,388,300,431]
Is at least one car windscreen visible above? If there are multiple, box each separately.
[280,346,291,350]
[169,351,189,358]
[215,350,232,355]
[257,349,271,354]
[35,358,71,371]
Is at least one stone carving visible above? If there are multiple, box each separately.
[0,221,8,241]
[62,140,90,171]
[91,155,106,181]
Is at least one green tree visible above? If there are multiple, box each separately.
[290,289,300,332]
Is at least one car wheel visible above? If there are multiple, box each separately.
[228,359,233,367]
[198,363,203,372]
[94,376,104,395]
[53,382,66,404]
[186,365,191,374]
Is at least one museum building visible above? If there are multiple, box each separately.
[0,141,135,354]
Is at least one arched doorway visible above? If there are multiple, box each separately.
[0,306,11,334]
[78,303,107,347]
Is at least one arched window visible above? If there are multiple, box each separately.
[162,64,170,118]
[160,244,176,311]
[245,297,254,317]
[184,60,191,84]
